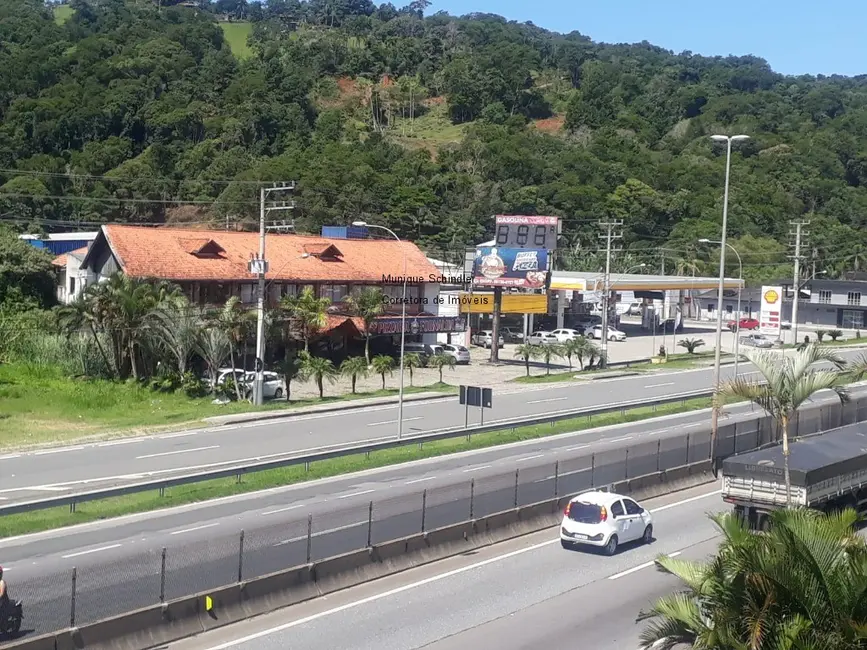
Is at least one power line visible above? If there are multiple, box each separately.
[598,219,622,370]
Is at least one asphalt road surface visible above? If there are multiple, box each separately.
[162,485,726,650]
[2,384,857,641]
[6,350,862,503]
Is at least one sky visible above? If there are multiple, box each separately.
[429,0,865,77]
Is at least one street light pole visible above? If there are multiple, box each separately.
[700,239,743,378]
[709,134,749,473]
[354,221,406,439]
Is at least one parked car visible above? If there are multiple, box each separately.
[560,491,653,555]
[471,330,504,348]
[780,320,792,330]
[527,331,560,345]
[238,371,285,400]
[627,302,642,316]
[584,325,626,342]
[740,334,775,348]
[441,344,470,364]
[728,317,759,331]
[403,342,444,365]
[551,328,583,342]
[500,327,524,343]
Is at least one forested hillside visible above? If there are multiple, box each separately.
[3,0,867,282]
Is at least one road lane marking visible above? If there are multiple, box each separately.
[261,504,304,516]
[338,489,374,499]
[201,538,562,650]
[463,465,491,473]
[158,431,202,439]
[62,544,122,559]
[97,439,142,447]
[0,454,20,461]
[527,397,568,404]
[27,487,70,492]
[534,468,589,483]
[405,477,436,485]
[170,523,220,536]
[517,454,544,463]
[606,436,633,443]
[566,444,590,451]
[644,382,675,389]
[608,552,681,580]
[367,417,423,427]
[34,446,84,456]
[136,445,220,460]
[275,521,367,546]
[651,490,720,513]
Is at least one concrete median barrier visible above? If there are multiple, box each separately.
[20,460,716,650]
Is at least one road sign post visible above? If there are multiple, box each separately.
[460,385,493,428]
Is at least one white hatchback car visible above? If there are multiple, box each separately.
[560,491,653,555]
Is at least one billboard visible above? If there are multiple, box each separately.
[472,247,550,289]
[759,285,782,337]
[458,293,548,314]
[493,215,560,250]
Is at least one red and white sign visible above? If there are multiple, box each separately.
[495,215,560,226]
[759,285,782,338]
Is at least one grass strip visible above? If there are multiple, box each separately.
[0,396,713,538]
[511,352,730,383]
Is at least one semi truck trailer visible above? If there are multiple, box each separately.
[720,422,867,531]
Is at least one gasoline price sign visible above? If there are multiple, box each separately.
[493,215,560,250]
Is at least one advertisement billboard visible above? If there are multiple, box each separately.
[759,285,782,337]
[472,247,550,289]
[458,293,548,314]
[493,215,560,250]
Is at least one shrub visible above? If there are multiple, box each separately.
[817,329,827,342]
[828,329,843,341]
[677,338,705,354]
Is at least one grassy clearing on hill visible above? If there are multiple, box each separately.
[53,4,73,24]
[391,102,468,152]
[220,21,253,58]
[0,363,453,450]
[0,396,714,538]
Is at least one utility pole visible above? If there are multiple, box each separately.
[490,287,503,363]
[598,219,623,369]
[789,220,809,347]
[251,182,296,405]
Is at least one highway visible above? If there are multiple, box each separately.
[5,350,863,503]
[0,384,857,641]
[163,485,725,650]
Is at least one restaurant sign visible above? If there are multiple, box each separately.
[371,316,466,335]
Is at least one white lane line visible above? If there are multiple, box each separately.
[27,487,70,492]
[170,523,220,536]
[608,552,681,580]
[405,476,436,485]
[62,544,122,559]
[606,436,633,444]
[527,397,568,404]
[97,439,142,447]
[517,454,544,463]
[367,417,423,427]
[651,490,720,513]
[644,382,675,389]
[534,468,589,483]
[261,504,304,516]
[136,445,220,460]
[338,489,374,499]
[34,446,85,456]
[158,431,202,440]
[275,521,367,546]
[201,537,562,650]
[566,444,590,451]
[0,454,21,461]
[463,465,491,473]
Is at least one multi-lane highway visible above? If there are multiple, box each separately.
[3,382,860,641]
[6,351,863,503]
[162,485,726,650]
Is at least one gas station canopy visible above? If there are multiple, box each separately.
[549,271,744,292]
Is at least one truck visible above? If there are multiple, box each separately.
[720,422,867,531]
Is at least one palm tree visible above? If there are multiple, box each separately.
[402,353,421,386]
[535,343,565,375]
[371,354,395,390]
[218,296,255,401]
[677,337,705,354]
[149,295,202,379]
[639,508,867,650]
[281,287,331,352]
[344,287,385,363]
[197,326,232,392]
[277,354,303,400]
[429,353,456,384]
[562,337,596,370]
[56,294,114,377]
[340,356,369,394]
[513,343,538,376]
[300,354,338,398]
[716,344,849,507]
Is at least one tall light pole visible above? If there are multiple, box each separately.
[700,238,743,377]
[709,134,749,474]
[354,221,407,439]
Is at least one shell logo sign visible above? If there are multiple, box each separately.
[763,289,780,305]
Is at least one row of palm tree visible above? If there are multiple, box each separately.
[513,337,605,376]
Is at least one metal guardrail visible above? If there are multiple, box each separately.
[0,389,716,517]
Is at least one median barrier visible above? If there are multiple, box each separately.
[7,460,718,650]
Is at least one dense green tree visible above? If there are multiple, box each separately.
[0,228,56,308]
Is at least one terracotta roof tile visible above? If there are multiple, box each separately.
[52,246,89,267]
[100,225,439,284]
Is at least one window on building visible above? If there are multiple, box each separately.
[847,292,862,306]
[240,284,256,304]
[819,290,832,304]
[280,284,298,298]
[842,310,865,329]
[321,284,349,303]
[69,277,76,295]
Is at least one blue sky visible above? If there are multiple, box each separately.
[429,0,864,77]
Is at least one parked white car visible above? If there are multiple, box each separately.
[740,334,775,348]
[584,325,627,342]
[472,330,504,348]
[560,491,653,555]
[527,331,559,345]
[551,328,583,342]
[441,344,471,364]
[241,371,286,400]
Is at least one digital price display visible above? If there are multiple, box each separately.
[493,215,560,250]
